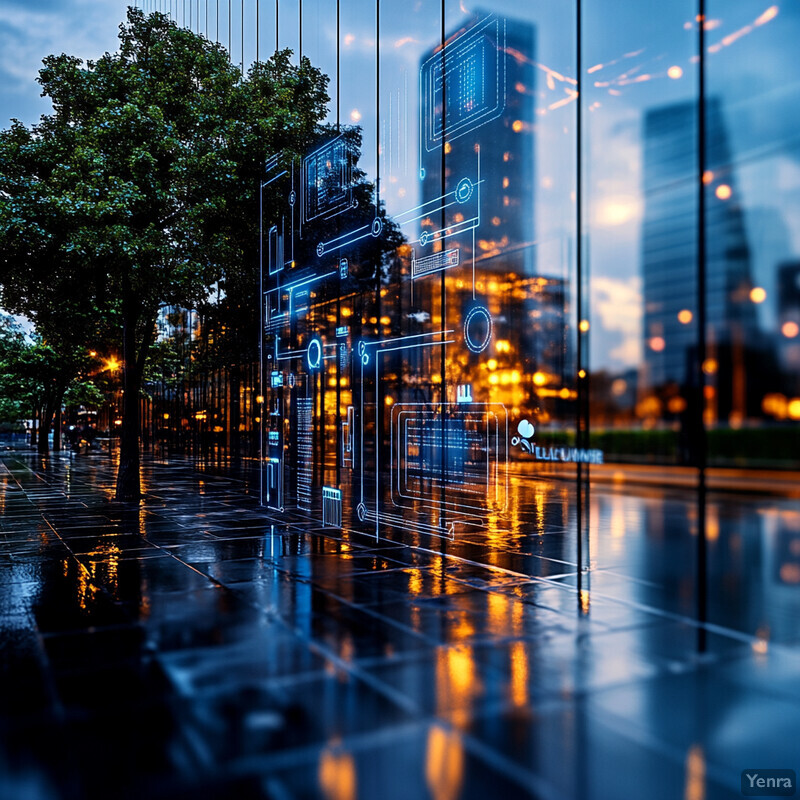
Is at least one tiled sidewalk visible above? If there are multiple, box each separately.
[0,450,797,799]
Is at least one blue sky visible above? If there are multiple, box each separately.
[2,0,798,372]
[0,0,131,126]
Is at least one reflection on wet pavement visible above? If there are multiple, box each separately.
[0,450,798,799]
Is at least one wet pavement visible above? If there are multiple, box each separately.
[1,449,799,799]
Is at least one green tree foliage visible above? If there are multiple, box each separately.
[0,317,103,447]
[0,8,331,499]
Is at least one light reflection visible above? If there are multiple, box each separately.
[425,724,464,800]
[319,740,357,800]
[684,745,706,800]
[436,644,478,730]
[509,640,529,708]
[708,5,780,53]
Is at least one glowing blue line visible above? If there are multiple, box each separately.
[262,170,288,187]
[323,228,374,252]
[380,340,453,355]
[363,330,453,348]
[320,223,370,248]
[281,270,337,292]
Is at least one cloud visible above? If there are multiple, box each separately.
[591,274,643,368]
[0,0,129,123]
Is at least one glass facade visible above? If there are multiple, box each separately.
[145,0,800,642]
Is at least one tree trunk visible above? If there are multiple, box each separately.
[116,303,143,501]
[38,399,54,455]
[115,293,156,503]
[53,395,64,452]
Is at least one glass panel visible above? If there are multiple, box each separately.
[278,0,301,63]
[583,0,701,620]
[438,0,578,575]
[705,0,800,641]
[705,0,800,468]
[301,0,338,124]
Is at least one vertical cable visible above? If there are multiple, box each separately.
[439,0,446,533]
[216,0,219,42]
[696,0,708,652]
[374,0,381,537]
[334,0,341,488]
[242,0,245,73]
[575,0,587,605]
[275,0,279,53]
[299,0,303,59]
[336,0,340,129]
[256,0,259,62]
[229,0,232,58]
[259,182,264,505]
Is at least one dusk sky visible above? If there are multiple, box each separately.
[0,0,132,126]
[2,0,797,373]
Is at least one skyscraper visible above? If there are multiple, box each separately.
[641,98,764,422]
[414,13,571,400]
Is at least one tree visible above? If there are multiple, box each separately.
[0,317,104,451]
[0,8,331,499]
[0,117,113,452]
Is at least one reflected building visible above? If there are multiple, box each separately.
[416,14,572,406]
[641,98,781,423]
[777,261,800,377]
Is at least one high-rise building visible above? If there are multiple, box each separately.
[414,13,571,400]
[641,98,769,422]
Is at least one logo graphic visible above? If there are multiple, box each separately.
[512,419,535,453]
[511,417,605,464]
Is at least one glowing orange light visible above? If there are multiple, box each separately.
[578,369,586,379]
[715,183,732,200]
[512,120,523,133]
[667,65,683,79]
[749,286,767,303]
[702,358,718,375]
[385,396,394,406]
[678,309,693,324]
[444,142,452,154]
[668,396,687,414]
[487,359,498,371]
[579,319,590,333]
[256,395,264,404]
[782,321,799,338]
[349,108,362,122]
[789,399,800,421]
[702,170,714,184]
[163,413,170,420]
[532,371,547,386]
[755,5,779,26]
[649,336,665,352]
[88,350,97,357]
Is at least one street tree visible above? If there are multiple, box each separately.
[0,8,331,499]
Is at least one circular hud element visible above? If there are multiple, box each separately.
[464,305,493,354]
